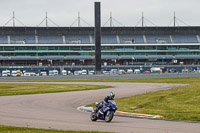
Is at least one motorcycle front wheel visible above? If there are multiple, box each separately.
[90,112,97,121]
[105,111,114,122]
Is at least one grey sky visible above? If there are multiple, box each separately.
[0,0,199,27]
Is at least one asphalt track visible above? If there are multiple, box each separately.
[0,82,199,133]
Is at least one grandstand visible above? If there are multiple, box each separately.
[0,26,200,66]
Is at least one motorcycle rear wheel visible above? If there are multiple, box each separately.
[105,111,114,122]
[90,112,97,121]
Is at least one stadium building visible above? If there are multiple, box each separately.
[0,26,200,67]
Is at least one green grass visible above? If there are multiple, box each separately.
[114,78,200,121]
[0,125,111,133]
[0,83,111,96]
[1,77,200,83]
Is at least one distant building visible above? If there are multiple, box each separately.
[0,26,200,66]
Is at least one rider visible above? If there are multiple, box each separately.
[96,92,115,111]
[103,92,115,104]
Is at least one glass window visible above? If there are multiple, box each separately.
[47,53,59,56]
[25,46,36,50]
[4,46,15,51]
[38,46,48,50]
[157,46,167,50]
[167,46,178,50]
[59,46,69,50]
[70,46,81,51]
[80,52,89,55]
[15,53,25,56]
[81,46,92,50]
[38,53,47,56]
[48,46,58,50]
[102,52,113,55]
[188,45,199,50]
[3,53,14,56]
[26,53,36,56]
[60,53,69,56]
[69,52,80,55]
[15,46,25,51]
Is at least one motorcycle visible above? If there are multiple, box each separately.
[90,100,117,122]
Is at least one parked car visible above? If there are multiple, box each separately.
[110,69,118,75]
[2,70,11,77]
[40,71,47,76]
[53,70,58,76]
[150,67,162,73]
[134,69,140,74]
[103,70,110,75]
[169,69,177,73]
[74,71,79,76]
[182,69,189,73]
[127,69,133,74]
[61,70,67,76]
[118,69,125,74]
[89,70,95,75]
[2,70,8,77]
[81,70,87,75]
[144,70,151,74]
[49,70,55,76]
[16,70,22,76]
[23,72,36,76]
[68,71,73,75]
[11,70,17,76]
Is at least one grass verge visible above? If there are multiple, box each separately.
[0,125,111,133]
[0,83,111,96]
[1,77,200,83]
[114,78,200,121]
[81,78,200,121]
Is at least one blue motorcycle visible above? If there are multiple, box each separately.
[90,100,117,122]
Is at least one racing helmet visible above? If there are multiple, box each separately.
[109,92,115,99]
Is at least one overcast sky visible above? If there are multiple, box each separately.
[0,0,200,27]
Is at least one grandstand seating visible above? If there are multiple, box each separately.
[38,35,63,44]
[145,35,171,43]
[172,35,198,43]
[0,35,8,44]
[118,35,144,44]
[66,35,90,44]
[101,35,117,44]
[10,35,35,44]
[0,34,199,44]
